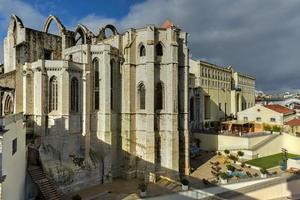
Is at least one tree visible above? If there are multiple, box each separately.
[272,125,282,132]
[237,151,244,158]
[263,124,271,132]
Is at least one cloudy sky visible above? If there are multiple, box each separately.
[1,0,300,92]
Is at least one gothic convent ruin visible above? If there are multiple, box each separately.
[0,15,190,192]
[0,14,256,198]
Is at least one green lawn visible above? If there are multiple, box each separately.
[245,153,300,169]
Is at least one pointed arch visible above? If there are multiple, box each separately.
[139,44,146,57]
[44,15,66,34]
[70,77,79,112]
[190,97,194,121]
[93,58,100,110]
[8,15,24,46]
[49,76,58,112]
[156,42,163,56]
[74,24,94,45]
[98,24,119,41]
[138,82,146,110]
[9,15,24,29]
[110,59,116,110]
[3,94,14,115]
[155,81,164,110]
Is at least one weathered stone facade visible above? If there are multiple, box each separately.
[189,59,255,132]
[0,15,190,192]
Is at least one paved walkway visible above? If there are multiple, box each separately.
[65,178,182,200]
[148,177,280,200]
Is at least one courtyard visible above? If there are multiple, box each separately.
[189,151,284,187]
[245,153,300,169]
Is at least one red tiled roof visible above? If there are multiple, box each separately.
[264,104,295,114]
[161,20,173,29]
[286,118,300,126]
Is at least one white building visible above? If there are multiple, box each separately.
[0,113,26,200]
[189,59,255,132]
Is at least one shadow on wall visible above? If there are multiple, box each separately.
[25,115,300,199]
[190,87,227,134]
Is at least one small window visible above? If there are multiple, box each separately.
[190,97,194,121]
[156,43,163,56]
[244,117,248,121]
[140,45,146,57]
[138,83,146,109]
[270,118,276,122]
[44,49,53,60]
[70,77,79,112]
[93,58,100,110]
[155,82,164,110]
[256,117,262,122]
[49,76,58,112]
[12,138,17,155]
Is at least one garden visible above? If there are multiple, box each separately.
[245,153,300,169]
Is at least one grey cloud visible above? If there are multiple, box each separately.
[118,0,300,92]
[1,0,300,92]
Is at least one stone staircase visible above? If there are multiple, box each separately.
[251,134,281,151]
[28,166,63,200]
[155,177,181,192]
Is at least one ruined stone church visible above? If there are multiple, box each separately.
[0,15,190,191]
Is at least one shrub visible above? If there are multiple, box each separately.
[181,178,189,186]
[224,149,230,155]
[220,172,228,180]
[229,154,238,161]
[263,124,271,132]
[272,125,282,132]
[138,183,147,192]
[72,195,82,200]
[237,151,244,157]
[260,168,268,174]
[226,165,236,172]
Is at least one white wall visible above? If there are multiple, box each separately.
[237,104,284,125]
[194,132,300,159]
[1,114,26,200]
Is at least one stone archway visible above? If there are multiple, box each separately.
[44,15,66,34]
[97,24,119,41]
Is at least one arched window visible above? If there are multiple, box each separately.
[190,97,194,121]
[155,82,164,110]
[70,77,79,112]
[140,45,146,57]
[110,59,115,110]
[4,95,13,115]
[156,43,163,56]
[138,83,146,109]
[49,76,58,112]
[93,58,100,110]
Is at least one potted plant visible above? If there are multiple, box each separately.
[219,172,228,184]
[237,151,244,159]
[181,178,189,190]
[138,182,148,198]
[226,164,235,174]
[260,168,268,178]
[224,149,230,156]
